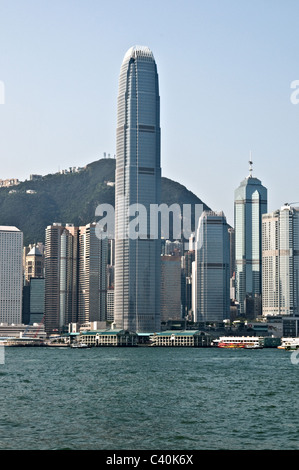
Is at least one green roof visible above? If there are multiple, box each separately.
[80,329,136,336]
[155,330,202,337]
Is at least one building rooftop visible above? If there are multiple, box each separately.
[27,246,42,256]
[154,330,206,336]
[123,45,154,62]
[80,329,136,336]
[0,225,20,232]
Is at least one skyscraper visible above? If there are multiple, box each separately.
[114,46,161,332]
[44,223,78,334]
[0,226,23,324]
[262,204,299,316]
[78,222,108,324]
[160,255,181,323]
[194,211,230,323]
[234,162,267,316]
[29,278,45,325]
[44,222,109,334]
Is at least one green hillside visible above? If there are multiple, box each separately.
[0,158,210,245]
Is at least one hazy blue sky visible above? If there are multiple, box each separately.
[0,0,299,225]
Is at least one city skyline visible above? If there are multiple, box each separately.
[2,2,299,454]
[1,1,299,227]
[1,8,299,331]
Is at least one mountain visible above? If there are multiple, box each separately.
[0,158,210,246]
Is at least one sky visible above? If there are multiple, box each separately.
[0,0,299,226]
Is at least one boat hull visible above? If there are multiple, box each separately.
[215,336,264,349]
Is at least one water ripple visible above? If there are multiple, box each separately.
[0,347,298,449]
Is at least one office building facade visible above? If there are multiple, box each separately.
[45,222,109,334]
[194,211,230,322]
[160,255,182,323]
[114,45,161,332]
[29,277,45,325]
[78,223,108,324]
[234,167,267,316]
[24,245,44,284]
[0,226,23,324]
[262,204,299,316]
[44,223,78,334]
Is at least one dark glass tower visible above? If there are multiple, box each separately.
[114,46,161,332]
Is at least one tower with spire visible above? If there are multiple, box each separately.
[234,158,267,317]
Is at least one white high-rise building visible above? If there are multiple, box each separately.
[0,226,23,324]
[194,211,230,323]
[262,204,299,316]
[114,46,161,332]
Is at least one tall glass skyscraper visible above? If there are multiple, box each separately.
[234,164,267,316]
[194,211,230,322]
[114,46,161,332]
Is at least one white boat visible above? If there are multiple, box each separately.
[213,336,264,349]
[70,342,90,348]
[277,337,299,350]
[45,341,69,347]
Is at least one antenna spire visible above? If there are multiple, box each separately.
[249,151,253,178]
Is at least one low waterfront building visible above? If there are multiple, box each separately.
[79,329,138,347]
[281,316,299,337]
[0,322,46,340]
[68,321,108,333]
[150,330,211,347]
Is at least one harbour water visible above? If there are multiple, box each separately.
[0,346,298,450]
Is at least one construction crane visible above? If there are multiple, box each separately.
[283,202,299,207]
[34,316,45,338]
[22,324,31,337]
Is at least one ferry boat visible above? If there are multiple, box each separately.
[277,337,299,350]
[213,336,264,349]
